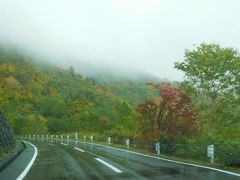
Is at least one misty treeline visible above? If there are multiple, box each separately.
[0,43,239,166]
[0,46,156,137]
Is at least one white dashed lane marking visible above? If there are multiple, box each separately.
[74,147,85,152]
[60,143,68,146]
[95,158,122,173]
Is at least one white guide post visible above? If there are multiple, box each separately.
[108,137,111,145]
[155,142,160,154]
[75,133,78,145]
[126,139,130,149]
[207,144,214,163]
[67,135,70,144]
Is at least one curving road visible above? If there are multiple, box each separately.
[1,140,240,179]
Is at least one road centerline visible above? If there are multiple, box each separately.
[74,147,85,152]
[95,158,122,173]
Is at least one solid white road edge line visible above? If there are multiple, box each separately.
[60,143,68,146]
[74,147,84,152]
[16,141,38,180]
[95,158,122,173]
[77,140,240,177]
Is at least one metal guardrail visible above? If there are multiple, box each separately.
[22,133,240,167]
[0,109,15,150]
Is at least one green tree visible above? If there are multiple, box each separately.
[175,43,240,98]
[175,43,240,134]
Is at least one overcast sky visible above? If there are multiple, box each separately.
[0,0,240,80]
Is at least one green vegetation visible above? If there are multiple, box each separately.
[102,81,159,106]
[173,43,240,166]
[0,43,239,168]
[0,46,157,138]
[0,141,24,164]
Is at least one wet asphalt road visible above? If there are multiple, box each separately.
[22,140,239,180]
[0,142,35,180]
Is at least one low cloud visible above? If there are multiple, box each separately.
[0,0,239,81]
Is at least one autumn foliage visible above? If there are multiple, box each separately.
[0,48,137,135]
[137,83,198,145]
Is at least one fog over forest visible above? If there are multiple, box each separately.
[0,0,240,80]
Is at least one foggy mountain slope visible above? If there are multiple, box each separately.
[32,54,164,106]
[0,46,159,135]
[34,56,166,83]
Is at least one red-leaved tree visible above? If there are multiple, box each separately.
[137,100,158,142]
[137,83,198,147]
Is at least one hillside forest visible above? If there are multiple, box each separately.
[0,43,239,166]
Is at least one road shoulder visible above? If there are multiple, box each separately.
[0,141,37,180]
[0,141,26,172]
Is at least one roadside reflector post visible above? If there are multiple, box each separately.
[42,135,44,141]
[84,135,86,141]
[75,133,78,141]
[155,142,160,154]
[33,134,35,140]
[75,133,78,145]
[56,135,58,142]
[29,134,31,140]
[207,144,214,163]
[108,137,111,145]
[37,134,39,140]
[126,139,130,149]
[67,135,70,144]
[51,134,53,141]
[91,135,93,142]
[61,135,63,143]
[46,135,48,141]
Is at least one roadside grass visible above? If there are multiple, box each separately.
[0,140,21,162]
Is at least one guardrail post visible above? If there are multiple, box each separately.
[67,135,69,144]
[75,133,78,145]
[207,144,214,163]
[126,139,130,148]
[155,142,160,154]
[108,137,111,145]
[61,135,63,143]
